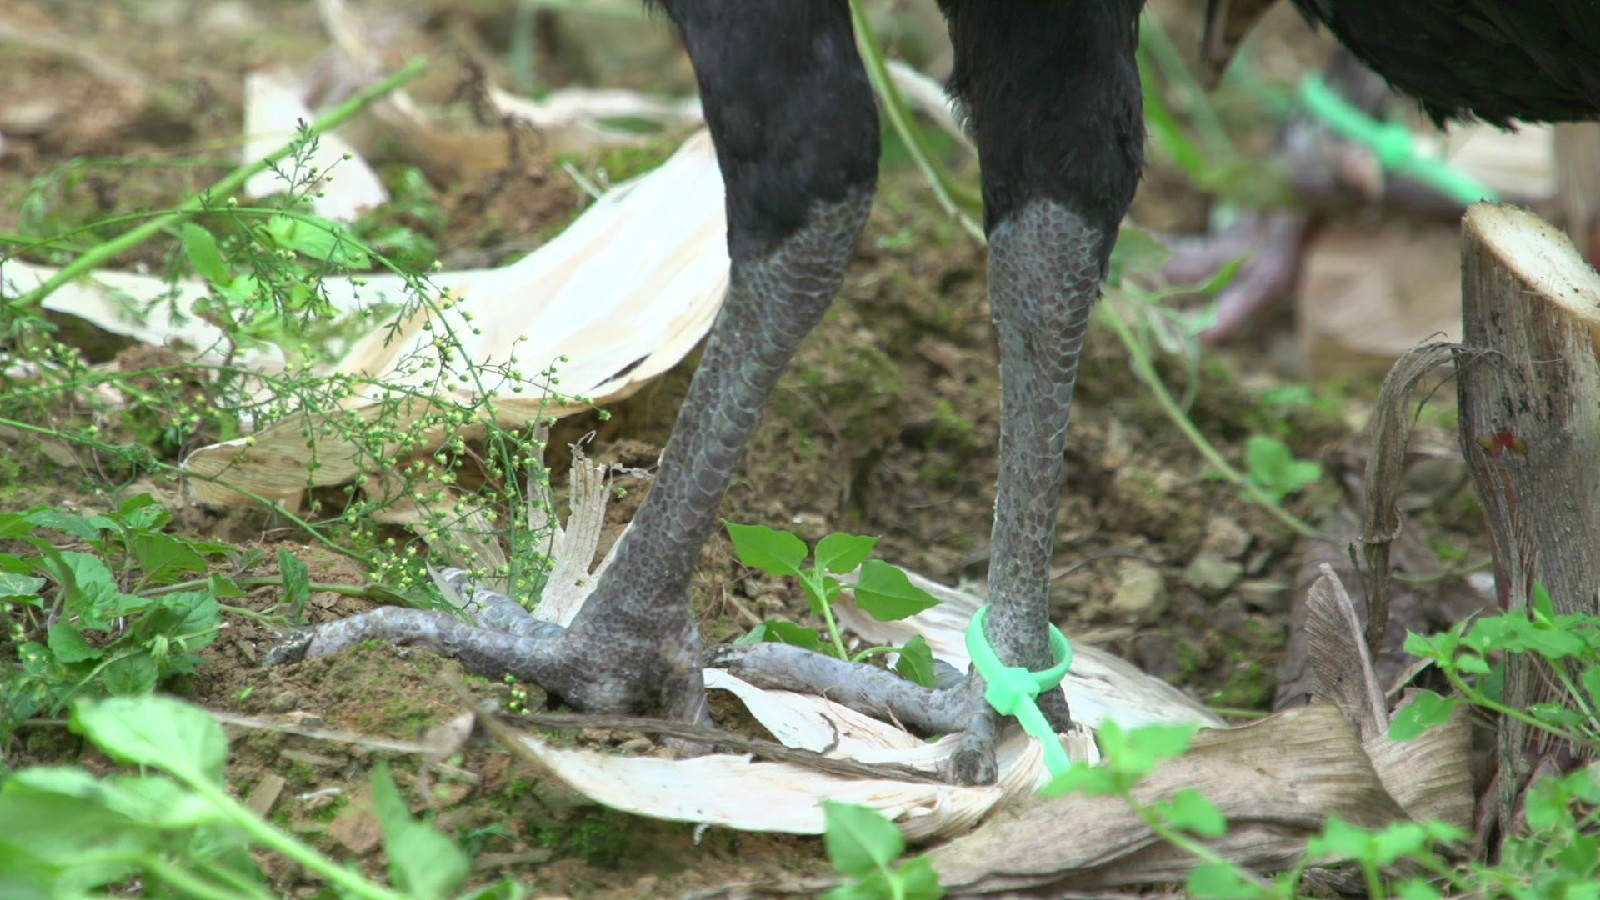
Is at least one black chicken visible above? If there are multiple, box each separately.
[274,0,1600,783]
[1209,0,1600,125]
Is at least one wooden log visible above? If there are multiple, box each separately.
[1455,203,1600,836]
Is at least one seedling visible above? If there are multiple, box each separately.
[820,800,944,900]
[0,495,240,738]
[726,523,939,687]
[0,693,522,900]
[1242,434,1322,502]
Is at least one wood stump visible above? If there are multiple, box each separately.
[1455,203,1600,836]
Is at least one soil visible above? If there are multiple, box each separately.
[0,1,1492,898]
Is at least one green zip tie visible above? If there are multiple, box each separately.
[1298,74,1499,206]
[965,606,1076,780]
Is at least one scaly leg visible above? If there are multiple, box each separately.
[268,0,879,722]
[712,0,1145,784]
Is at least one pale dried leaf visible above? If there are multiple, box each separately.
[925,705,1409,893]
[1304,565,1387,739]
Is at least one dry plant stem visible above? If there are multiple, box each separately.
[1359,343,1457,656]
[12,58,428,309]
[1454,203,1600,839]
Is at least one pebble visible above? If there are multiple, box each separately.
[1110,561,1168,622]
[1202,515,1253,559]
[1238,579,1290,614]
[1184,553,1243,598]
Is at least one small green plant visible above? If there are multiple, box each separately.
[1242,435,1322,502]
[820,800,944,900]
[726,523,939,686]
[1041,577,1600,900]
[0,693,522,900]
[0,494,245,739]
[1391,583,1597,749]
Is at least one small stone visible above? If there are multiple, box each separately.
[1132,633,1180,679]
[1109,562,1168,622]
[328,791,383,855]
[267,690,300,713]
[245,773,287,818]
[1184,554,1243,598]
[1212,597,1250,639]
[1102,419,1133,469]
[1238,579,1290,614]
[1202,516,1252,559]
[617,737,654,755]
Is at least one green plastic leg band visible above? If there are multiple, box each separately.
[965,606,1075,779]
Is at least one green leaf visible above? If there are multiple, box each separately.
[264,213,369,267]
[821,877,883,900]
[1555,832,1599,878]
[0,770,156,892]
[726,522,808,577]
[0,571,44,602]
[1185,862,1260,900]
[279,547,312,623]
[894,856,946,900]
[25,508,113,541]
[1367,822,1429,865]
[1580,667,1600,713]
[1109,224,1173,281]
[0,512,36,539]
[114,494,170,531]
[1306,816,1370,862]
[1526,774,1573,831]
[34,550,119,617]
[100,653,159,695]
[181,223,232,284]
[47,624,100,664]
[130,532,209,584]
[1156,788,1227,838]
[453,878,528,900]
[1531,581,1556,619]
[821,800,904,880]
[208,573,244,599]
[372,763,469,900]
[853,561,938,621]
[814,533,879,575]
[141,590,222,651]
[1244,434,1322,499]
[758,620,826,655]
[1097,721,1197,782]
[1041,761,1117,798]
[1566,766,1600,805]
[69,695,229,785]
[1395,878,1444,900]
[894,635,937,688]
[1387,690,1457,741]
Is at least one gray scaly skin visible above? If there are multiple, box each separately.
[269,192,873,722]
[708,199,1100,782]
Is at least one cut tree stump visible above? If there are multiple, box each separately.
[1455,203,1600,837]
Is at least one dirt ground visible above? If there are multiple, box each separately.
[0,1,1494,897]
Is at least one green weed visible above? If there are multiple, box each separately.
[726,522,939,687]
